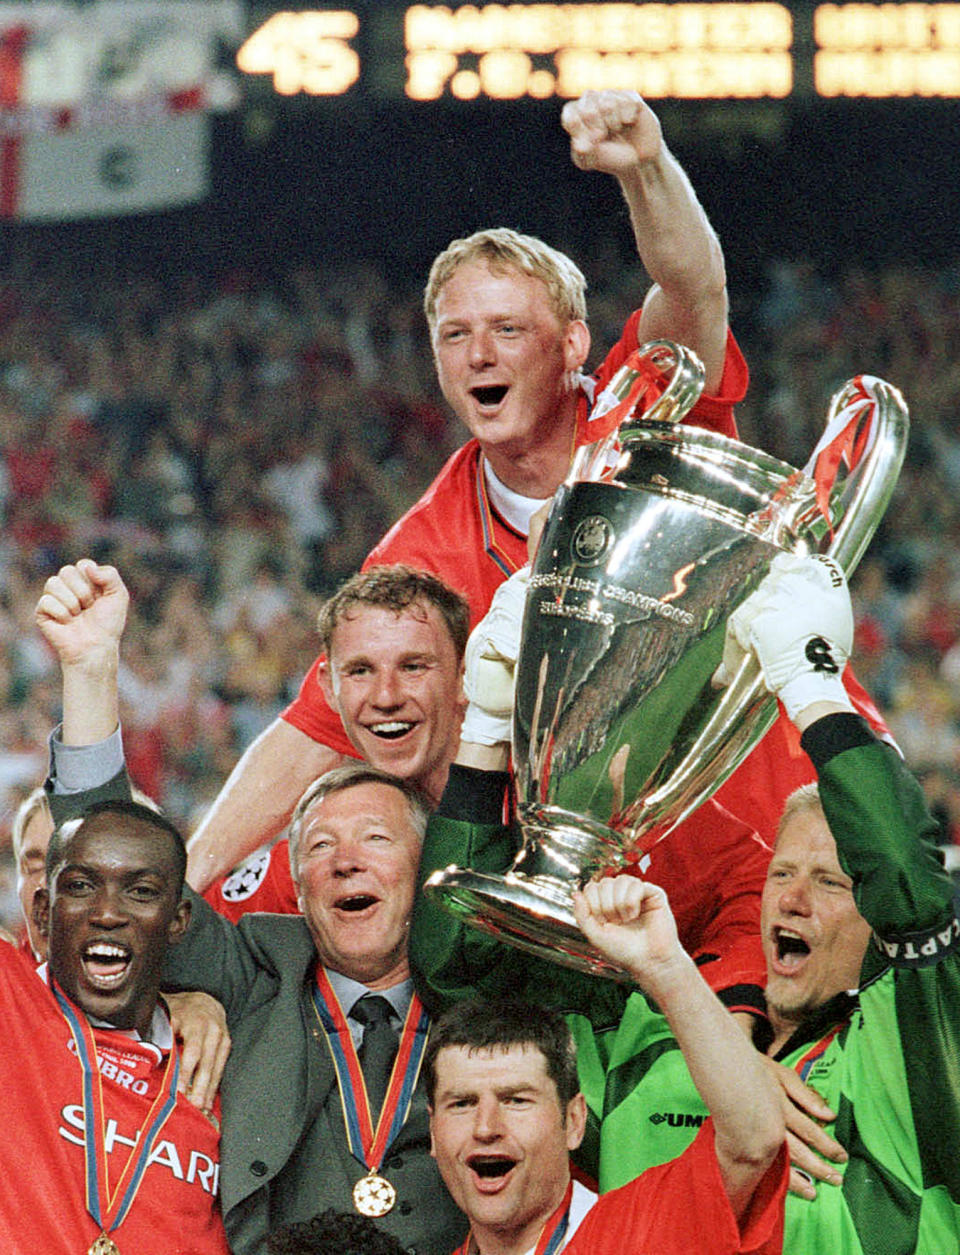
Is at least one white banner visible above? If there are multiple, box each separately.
[0,0,240,220]
[4,111,208,220]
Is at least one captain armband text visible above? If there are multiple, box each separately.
[873,894,960,968]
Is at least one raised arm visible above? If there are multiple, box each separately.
[731,553,956,941]
[562,90,727,391]
[35,560,248,1099]
[574,876,784,1220]
[35,559,127,746]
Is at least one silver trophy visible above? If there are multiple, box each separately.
[427,342,909,979]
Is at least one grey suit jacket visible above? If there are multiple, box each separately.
[48,772,467,1255]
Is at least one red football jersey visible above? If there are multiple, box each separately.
[565,1122,787,1255]
[0,945,229,1255]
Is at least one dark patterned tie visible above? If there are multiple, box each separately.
[352,995,398,1119]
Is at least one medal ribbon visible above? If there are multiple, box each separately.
[453,1179,573,1255]
[311,969,430,1170]
[801,374,880,532]
[52,981,180,1237]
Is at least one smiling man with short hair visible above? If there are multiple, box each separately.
[43,801,189,1031]
[0,796,230,1253]
[315,566,469,804]
[203,564,467,921]
[285,763,430,989]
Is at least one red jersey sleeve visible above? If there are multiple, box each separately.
[566,1122,787,1255]
[644,798,769,1010]
[203,839,300,922]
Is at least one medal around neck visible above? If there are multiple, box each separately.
[88,1235,121,1255]
[428,352,909,980]
[311,972,428,1219]
[51,981,180,1255]
[353,1171,397,1217]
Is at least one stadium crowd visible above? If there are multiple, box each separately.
[0,249,958,890]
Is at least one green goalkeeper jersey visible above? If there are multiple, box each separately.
[576,716,960,1255]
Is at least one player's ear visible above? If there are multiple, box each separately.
[563,319,590,372]
[33,887,50,938]
[318,659,337,706]
[167,897,191,946]
[564,1092,587,1152]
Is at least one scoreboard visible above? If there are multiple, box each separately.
[237,2,960,100]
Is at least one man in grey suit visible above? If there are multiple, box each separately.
[37,559,468,1255]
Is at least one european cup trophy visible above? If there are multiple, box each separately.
[426,341,909,980]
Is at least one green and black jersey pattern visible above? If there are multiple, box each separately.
[581,716,960,1255]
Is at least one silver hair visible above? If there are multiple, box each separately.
[287,762,431,882]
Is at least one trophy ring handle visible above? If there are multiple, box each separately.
[568,339,706,485]
[805,375,910,575]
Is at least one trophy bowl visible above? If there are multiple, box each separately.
[426,367,909,980]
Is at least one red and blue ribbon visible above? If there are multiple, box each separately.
[311,968,430,1169]
[52,981,180,1238]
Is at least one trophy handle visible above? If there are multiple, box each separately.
[810,375,910,573]
[634,340,708,426]
[568,339,706,485]
[630,373,910,843]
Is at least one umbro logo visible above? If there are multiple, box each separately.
[649,1112,706,1129]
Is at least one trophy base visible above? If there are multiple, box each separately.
[423,867,634,983]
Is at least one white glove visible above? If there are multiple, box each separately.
[717,553,855,723]
[460,565,530,747]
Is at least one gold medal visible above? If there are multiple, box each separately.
[352,1171,397,1217]
[312,974,428,1223]
[88,1235,121,1255]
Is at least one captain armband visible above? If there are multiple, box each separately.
[872,891,960,968]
